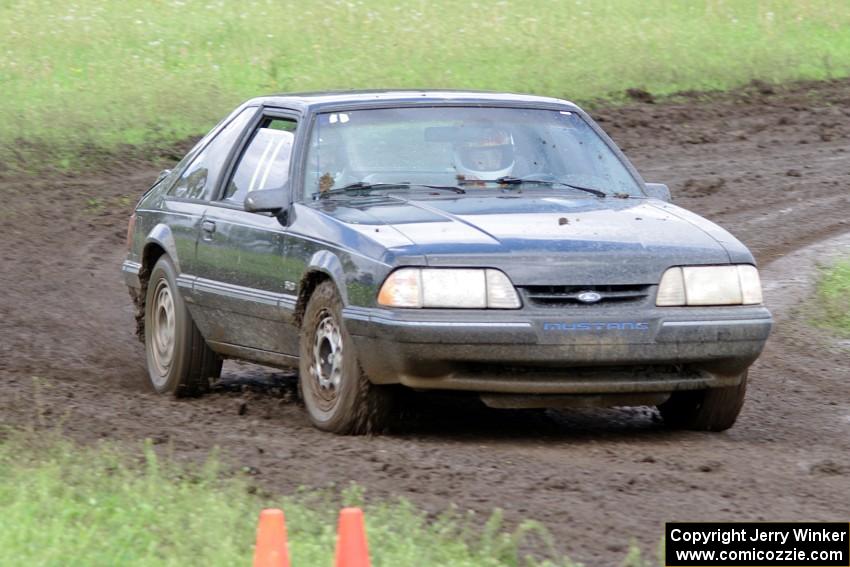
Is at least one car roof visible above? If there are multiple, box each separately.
[245,89,580,113]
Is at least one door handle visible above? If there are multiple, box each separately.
[201,220,216,234]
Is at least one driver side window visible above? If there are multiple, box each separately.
[223,117,297,204]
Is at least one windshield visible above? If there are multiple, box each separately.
[302,106,643,199]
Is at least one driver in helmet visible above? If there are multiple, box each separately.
[453,127,516,182]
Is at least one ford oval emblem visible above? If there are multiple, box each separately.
[577,291,602,304]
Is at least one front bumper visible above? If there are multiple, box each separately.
[344,305,772,395]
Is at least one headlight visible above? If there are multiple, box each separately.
[657,265,763,306]
[377,268,521,309]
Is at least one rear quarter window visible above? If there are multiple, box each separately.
[167,107,255,200]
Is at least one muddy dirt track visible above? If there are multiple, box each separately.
[2,80,850,565]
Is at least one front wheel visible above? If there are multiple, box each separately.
[299,281,396,434]
[657,371,748,431]
[144,256,221,396]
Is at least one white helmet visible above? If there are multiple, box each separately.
[453,127,515,181]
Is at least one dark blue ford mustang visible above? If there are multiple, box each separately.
[123,90,772,434]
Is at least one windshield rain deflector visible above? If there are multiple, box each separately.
[302,107,642,200]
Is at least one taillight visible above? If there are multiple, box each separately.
[126,213,136,251]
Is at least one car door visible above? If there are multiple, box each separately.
[158,106,257,299]
[191,110,301,360]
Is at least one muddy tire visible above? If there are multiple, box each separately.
[658,372,748,431]
[299,281,396,434]
[144,256,221,397]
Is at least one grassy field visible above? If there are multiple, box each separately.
[0,431,654,566]
[816,260,850,335]
[1,0,850,160]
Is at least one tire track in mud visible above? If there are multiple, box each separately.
[1,79,849,565]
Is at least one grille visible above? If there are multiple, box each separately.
[519,284,651,307]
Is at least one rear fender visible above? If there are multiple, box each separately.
[145,224,181,274]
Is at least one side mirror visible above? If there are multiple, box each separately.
[244,186,289,214]
[156,169,171,182]
[644,182,672,202]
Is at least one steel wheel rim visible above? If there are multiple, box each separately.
[311,312,343,410]
[150,278,176,386]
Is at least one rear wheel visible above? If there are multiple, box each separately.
[657,372,748,431]
[145,256,222,396]
[299,281,396,434]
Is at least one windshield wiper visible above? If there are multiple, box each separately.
[492,176,607,198]
[315,181,464,199]
[418,184,466,194]
[315,181,409,199]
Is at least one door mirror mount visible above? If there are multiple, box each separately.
[644,182,672,202]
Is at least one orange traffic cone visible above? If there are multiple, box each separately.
[253,508,291,567]
[334,507,371,567]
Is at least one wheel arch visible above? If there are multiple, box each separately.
[143,224,181,273]
[294,251,349,326]
[133,225,180,341]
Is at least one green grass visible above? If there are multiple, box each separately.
[0,431,652,566]
[816,260,850,335]
[1,0,850,160]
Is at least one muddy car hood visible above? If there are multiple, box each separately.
[309,195,754,285]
